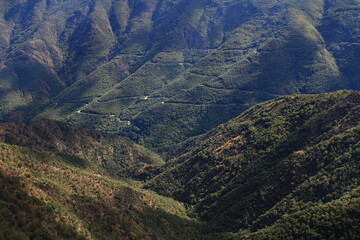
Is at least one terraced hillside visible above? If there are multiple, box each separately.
[1,0,359,148]
[146,90,360,238]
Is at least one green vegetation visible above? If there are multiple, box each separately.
[0,119,164,178]
[0,91,359,239]
[0,0,359,149]
[0,140,223,240]
[244,193,360,239]
[147,90,360,238]
[0,0,360,238]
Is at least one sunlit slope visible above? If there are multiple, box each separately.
[0,0,359,148]
[0,119,164,178]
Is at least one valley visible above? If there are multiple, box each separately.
[0,0,359,148]
[1,91,359,239]
[0,0,359,239]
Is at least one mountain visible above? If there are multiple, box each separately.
[0,143,218,240]
[0,119,228,240]
[1,0,359,149]
[0,119,164,178]
[1,0,360,238]
[146,90,360,238]
[1,91,359,239]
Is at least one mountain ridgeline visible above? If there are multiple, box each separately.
[0,120,225,240]
[0,91,359,239]
[0,119,164,178]
[0,0,359,239]
[0,0,359,148]
[0,143,217,240]
[147,90,360,238]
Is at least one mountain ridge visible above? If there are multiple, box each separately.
[0,119,164,178]
[146,90,360,236]
[1,0,359,149]
[0,0,359,238]
[0,91,359,239]
[0,142,218,240]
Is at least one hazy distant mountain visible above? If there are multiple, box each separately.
[1,0,359,149]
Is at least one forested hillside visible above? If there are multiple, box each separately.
[0,143,224,240]
[1,0,359,148]
[147,90,360,238]
[0,120,228,240]
[0,119,164,178]
[0,0,359,238]
[0,91,359,239]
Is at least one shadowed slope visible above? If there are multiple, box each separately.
[146,90,360,237]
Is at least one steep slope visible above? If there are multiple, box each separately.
[0,119,164,178]
[243,192,360,239]
[146,90,360,237]
[0,0,359,149]
[0,142,224,240]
